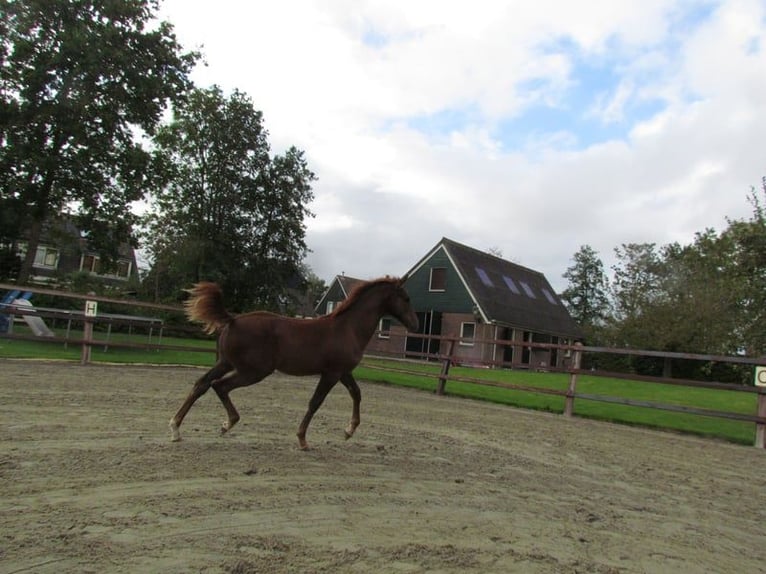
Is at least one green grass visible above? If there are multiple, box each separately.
[356,358,759,446]
[1,327,760,445]
[0,324,216,366]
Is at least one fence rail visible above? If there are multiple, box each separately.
[2,282,765,447]
[363,332,766,448]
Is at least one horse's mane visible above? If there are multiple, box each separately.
[329,276,401,318]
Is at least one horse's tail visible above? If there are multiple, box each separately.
[184,282,234,335]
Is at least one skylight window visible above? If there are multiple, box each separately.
[519,281,536,298]
[475,267,494,287]
[541,288,558,305]
[502,275,520,294]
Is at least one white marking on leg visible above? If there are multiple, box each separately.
[169,418,181,442]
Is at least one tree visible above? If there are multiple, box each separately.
[608,235,748,377]
[610,242,664,325]
[0,0,198,283]
[658,231,742,354]
[561,245,610,337]
[724,178,766,356]
[302,269,328,310]
[141,86,316,310]
[606,242,668,375]
[287,265,328,317]
[560,179,765,380]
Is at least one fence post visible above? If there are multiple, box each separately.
[755,389,766,449]
[436,339,455,396]
[81,297,97,365]
[564,342,582,417]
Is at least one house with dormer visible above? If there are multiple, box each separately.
[398,238,583,368]
[315,238,583,368]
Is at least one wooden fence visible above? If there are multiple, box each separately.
[2,282,765,447]
[0,283,198,362]
[362,331,766,449]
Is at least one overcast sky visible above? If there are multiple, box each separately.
[157,0,765,292]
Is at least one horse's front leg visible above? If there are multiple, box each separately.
[297,373,339,450]
[339,372,361,440]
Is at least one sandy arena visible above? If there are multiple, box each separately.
[1,360,765,573]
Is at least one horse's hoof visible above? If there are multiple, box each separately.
[169,422,181,442]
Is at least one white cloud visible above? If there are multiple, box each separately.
[591,80,635,123]
[156,0,765,292]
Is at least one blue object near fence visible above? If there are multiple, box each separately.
[0,290,32,333]
[0,290,21,333]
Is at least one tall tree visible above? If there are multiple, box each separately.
[652,231,741,356]
[141,86,316,310]
[0,0,198,283]
[561,245,610,338]
[610,242,664,324]
[606,242,670,361]
[609,234,747,377]
[724,178,766,356]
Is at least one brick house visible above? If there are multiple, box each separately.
[398,238,583,368]
[320,238,583,368]
[11,217,139,287]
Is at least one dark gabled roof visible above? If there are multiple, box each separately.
[336,275,365,297]
[313,274,365,315]
[409,238,584,339]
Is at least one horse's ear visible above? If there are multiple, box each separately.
[397,275,408,287]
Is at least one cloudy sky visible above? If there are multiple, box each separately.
[158,0,765,292]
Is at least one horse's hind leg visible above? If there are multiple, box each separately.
[297,373,339,450]
[211,370,270,436]
[339,373,362,440]
[169,361,232,441]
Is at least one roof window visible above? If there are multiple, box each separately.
[502,275,520,294]
[475,267,494,287]
[541,288,558,305]
[519,281,536,298]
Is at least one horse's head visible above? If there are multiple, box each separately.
[386,278,419,332]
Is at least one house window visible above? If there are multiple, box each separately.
[82,254,100,274]
[326,301,336,314]
[429,267,446,291]
[519,281,536,298]
[378,317,391,339]
[34,246,59,268]
[459,322,475,346]
[117,260,131,278]
[541,288,558,305]
[81,255,131,278]
[502,275,520,294]
[475,267,494,287]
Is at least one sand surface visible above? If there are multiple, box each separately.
[1,360,765,573]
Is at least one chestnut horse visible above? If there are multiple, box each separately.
[169,277,418,449]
